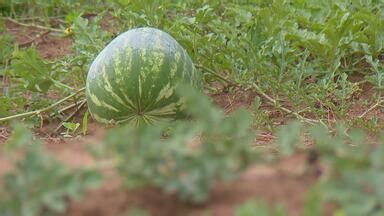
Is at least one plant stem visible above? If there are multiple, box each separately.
[19,30,50,47]
[53,99,87,116]
[49,78,75,91]
[251,83,322,125]
[54,99,87,133]
[195,64,238,87]
[358,98,384,119]
[5,17,63,33]
[0,87,85,122]
[195,65,322,125]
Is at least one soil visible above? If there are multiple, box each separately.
[210,89,257,113]
[64,153,317,216]
[37,118,317,216]
[0,118,318,216]
[32,125,316,216]
[5,20,72,59]
[3,19,378,216]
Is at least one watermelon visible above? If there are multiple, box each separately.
[86,27,201,125]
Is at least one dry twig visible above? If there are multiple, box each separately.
[5,17,63,33]
[0,87,85,122]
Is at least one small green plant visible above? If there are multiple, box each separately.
[1,0,384,129]
[234,186,322,216]
[122,208,151,216]
[61,121,80,137]
[0,124,102,216]
[10,46,63,92]
[67,15,112,85]
[95,86,257,202]
[235,200,286,216]
[277,121,384,216]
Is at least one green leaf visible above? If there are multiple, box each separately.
[0,124,102,216]
[3,123,34,152]
[10,47,54,92]
[301,185,321,216]
[62,122,80,132]
[124,208,151,216]
[99,86,257,202]
[82,110,89,135]
[235,200,287,216]
[276,121,302,155]
[0,34,14,64]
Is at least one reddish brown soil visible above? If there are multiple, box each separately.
[1,119,319,216]
[0,117,319,216]
[348,80,380,118]
[64,154,317,216]
[210,90,257,113]
[6,20,72,59]
[32,121,316,216]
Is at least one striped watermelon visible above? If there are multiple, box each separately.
[86,27,201,125]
